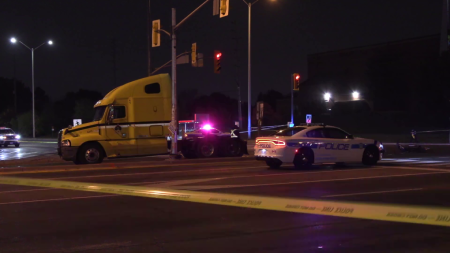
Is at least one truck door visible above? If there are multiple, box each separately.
[105,105,137,156]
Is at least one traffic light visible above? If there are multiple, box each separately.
[152,20,160,47]
[293,73,300,90]
[214,50,222,73]
[220,0,229,18]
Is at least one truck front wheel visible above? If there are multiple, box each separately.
[76,143,104,164]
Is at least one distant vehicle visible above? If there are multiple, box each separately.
[178,124,247,159]
[0,127,21,148]
[254,124,384,169]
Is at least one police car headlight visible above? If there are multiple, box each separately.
[15,135,21,139]
[61,140,71,147]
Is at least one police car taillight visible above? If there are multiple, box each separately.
[256,139,285,146]
[272,140,286,146]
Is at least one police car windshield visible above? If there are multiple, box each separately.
[273,127,305,136]
[93,106,107,122]
[0,129,14,134]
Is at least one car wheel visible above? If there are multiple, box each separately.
[362,145,379,166]
[293,148,314,169]
[77,143,104,164]
[3,144,8,148]
[266,159,282,169]
[196,141,217,158]
[14,144,20,148]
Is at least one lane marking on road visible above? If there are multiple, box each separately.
[379,166,450,172]
[322,188,424,198]
[0,194,118,205]
[0,160,258,175]
[45,165,385,181]
[2,175,450,227]
[46,165,266,180]
[158,171,450,190]
[19,141,57,144]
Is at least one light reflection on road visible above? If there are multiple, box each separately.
[0,147,39,160]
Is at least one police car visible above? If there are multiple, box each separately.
[255,124,384,169]
[0,127,21,148]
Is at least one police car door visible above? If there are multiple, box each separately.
[323,128,353,162]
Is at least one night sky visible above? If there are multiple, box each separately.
[0,0,442,102]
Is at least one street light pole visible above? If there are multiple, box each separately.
[10,38,53,138]
[31,48,35,138]
[242,0,263,139]
[247,1,252,139]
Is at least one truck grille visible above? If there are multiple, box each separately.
[6,136,15,140]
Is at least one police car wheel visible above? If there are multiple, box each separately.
[266,159,282,169]
[197,141,217,158]
[293,148,313,169]
[3,144,8,148]
[362,145,379,166]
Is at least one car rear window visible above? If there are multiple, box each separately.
[273,127,305,136]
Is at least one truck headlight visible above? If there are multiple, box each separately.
[61,140,71,147]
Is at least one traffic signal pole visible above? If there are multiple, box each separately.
[169,0,211,157]
[291,76,294,125]
[171,7,178,156]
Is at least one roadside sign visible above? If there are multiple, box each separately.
[306,114,312,124]
[73,119,82,126]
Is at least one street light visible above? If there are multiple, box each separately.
[324,92,331,102]
[10,37,53,138]
[241,0,276,138]
[352,91,360,100]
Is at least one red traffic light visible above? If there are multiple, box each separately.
[295,75,300,80]
[216,53,222,59]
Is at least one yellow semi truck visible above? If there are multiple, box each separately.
[58,74,246,164]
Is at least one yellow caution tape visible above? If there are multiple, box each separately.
[1,176,450,227]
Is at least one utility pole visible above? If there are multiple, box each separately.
[441,0,449,54]
[232,20,243,129]
[13,55,17,120]
[171,8,179,156]
[147,0,152,75]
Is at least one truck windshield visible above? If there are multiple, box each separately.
[93,106,107,122]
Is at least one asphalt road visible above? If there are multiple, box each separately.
[2,156,450,252]
[0,140,57,161]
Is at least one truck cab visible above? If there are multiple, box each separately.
[58,74,172,164]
